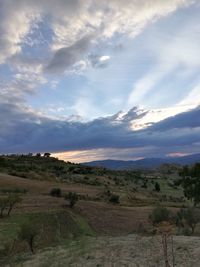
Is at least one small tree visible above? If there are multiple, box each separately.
[149,207,171,226]
[50,188,62,197]
[155,182,160,192]
[0,194,22,217]
[44,152,51,158]
[176,208,200,234]
[7,194,22,216]
[175,209,184,233]
[179,163,200,206]
[18,222,38,254]
[65,192,78,208]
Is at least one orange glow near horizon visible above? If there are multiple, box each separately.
[52,148,145,163]
[52,150,193,163]
[167,152,191,158]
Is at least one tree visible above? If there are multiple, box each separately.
[179,163,200,206]
[44,152,51,158]
[155,182,160,192]
[65,192,78,208]
[36,153,41,157]
[176,208,200,234]
[175,209,185,233]
[7,194,22,216]
[0,194,22,218]
[18,222,38,253]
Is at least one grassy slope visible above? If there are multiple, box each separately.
[0,210,95,265]
[0,156,193,266]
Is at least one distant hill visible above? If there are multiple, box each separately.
[83,153,200,170]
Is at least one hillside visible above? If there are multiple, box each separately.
[0,155,200,266]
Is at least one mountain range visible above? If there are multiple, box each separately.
[83,153,200,170]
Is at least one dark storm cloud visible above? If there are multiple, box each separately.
[0,98,199,155]
[149,107,200,130]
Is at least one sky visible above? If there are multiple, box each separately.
[0,0,200,162]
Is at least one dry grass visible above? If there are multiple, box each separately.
[0,173,154,235]
[13,234,200,267]
[0,173,101,196]
[78,201,152,235]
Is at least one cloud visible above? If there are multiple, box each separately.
[125,3,200,109]
[49,0,194,71]
[0,0,194,67]
[88,54,111,69]
[0,1,39,63]
[0,0,199,161]
[45,34,94,74]
[177,84,200,107]
[0,97,199,159]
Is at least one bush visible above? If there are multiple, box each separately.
[149,207,171,226]
[50,188,62,197]
[109,194,120,204]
